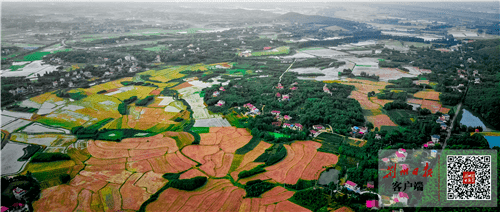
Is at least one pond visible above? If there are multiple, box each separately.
[460,109,486,129]
[485,136,500,148]
[318,168,340,186]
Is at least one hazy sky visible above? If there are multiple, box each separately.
[2,0,499,2]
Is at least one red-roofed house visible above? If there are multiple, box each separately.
[399,164,409,171]
[276,93,281,97]
[290,87,298,90]
[395,149,407,162]
[1,206,8,212]
[310,130,319,137]
[213,91,220,97]
[283,115,292,120]
[263,47,272,50]
[276,83,284,89]
[271,110,281,115]
[219,87,225,91]
[12,187,26,200]
[294,123,303,130]
[283,123,292,128]
[244,103,254,108]
[272,121,282,127]
[423,141,435,148]
[216,100,225,107]
[313,125,325,130]
[367,182,375,189]
[345,181,360,193]
[392,192,409,206]
[382,158,389,164]
[366,200,379,209]
[282,94,290,100]
[323,84,330,93]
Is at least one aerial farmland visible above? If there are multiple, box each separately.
[2,2,500,212]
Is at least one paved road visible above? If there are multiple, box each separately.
[442,102,462,150]
[359,190,382,204]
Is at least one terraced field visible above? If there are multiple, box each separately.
[234,141,338,185]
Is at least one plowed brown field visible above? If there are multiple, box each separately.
[233,141,338,184]
[34,133,195,211]
[146,179,245,212]
[33,185,80,211]
[237,186,310,212]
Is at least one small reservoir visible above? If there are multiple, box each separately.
[460,109,486,129]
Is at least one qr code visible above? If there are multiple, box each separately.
[447,155,491,200]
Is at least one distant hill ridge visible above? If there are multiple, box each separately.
[275,12,368,31]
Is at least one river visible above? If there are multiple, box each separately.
[485,136,500,148]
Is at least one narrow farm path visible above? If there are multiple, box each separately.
[279,59,296,84]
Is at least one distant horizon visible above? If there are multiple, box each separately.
[2,0,500,3]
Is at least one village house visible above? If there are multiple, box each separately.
[440,122,448,130]
[423,141,435,148]
[382,158,390,164]
[293,123,303,131]
[323,84,331,93]
[344,181,360,193]
[399,164,410,171]
[12,187,27,200]
[276,93,281,98]
[352,126,368,134]
[52,81,58,87]
[395,148,407,162]
[430,150,437,158]
[8,87,28,96]
[282,94,290,101]
[283,115,292,120]
[68,82,74,87]
[290,87,298,90]
[219,86,225,91]
[216,100,225,107]
[276,83,284,89]
[366,200,380,210]
[309,130,320,137]
[240,50,252,57]
[392,192,409,206]
[431,135,441,143]
[83,71,92,78]
[375,134,382,140]
[313,125,325,130]
[271,110,281,115]
[283,123,292,128]
[212,91,220,97]
[367,181,375,189]
[475,78,481,84]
